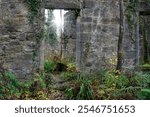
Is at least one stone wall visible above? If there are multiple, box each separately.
[0,0,149,80]
[0,0,43,80]
[77,0,120,71]
[76,0,146,71]
[63,10,77,60]
[43,0,141,72]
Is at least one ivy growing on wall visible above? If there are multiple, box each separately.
[73,9,80,19]
[26,0,41,23]
[25,0,43,66]
[125,0,150,42]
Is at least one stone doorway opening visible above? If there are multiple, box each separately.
[44,9,79,62]
[139,14,150,65]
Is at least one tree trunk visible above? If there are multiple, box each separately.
[135,0,140,66]
[60,10,63,60]
[116,0,124,71]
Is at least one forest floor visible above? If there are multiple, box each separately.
[0,59,150,100]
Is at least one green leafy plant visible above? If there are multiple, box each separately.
[20,80,32,99]
[139,64,150,71]
[44,60,56,73]
[140,64,150,68]
[95,70,139,99]
[0,69,51,100]
[65,87,74,99]
[130,72,150,87]
[0,72,21,99]
[29,73,48,99]
[76,73,94,100]
[104,70,129,88]
[137,89,150,100]
[61,72,78,80]
[65,73,94,100]
[66,63,77,72]
[20,72,53,100]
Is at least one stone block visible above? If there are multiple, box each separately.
[125,51,136,59]
[84,0,95,8]
[81,17,92,22]
[81,23,92,32]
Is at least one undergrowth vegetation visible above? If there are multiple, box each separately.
[0,58,150,100]
[65,73,94,100]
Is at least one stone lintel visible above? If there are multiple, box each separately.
[44,0,80,9]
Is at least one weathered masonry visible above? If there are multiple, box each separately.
[0,0,43,80]
[0,0,150,80]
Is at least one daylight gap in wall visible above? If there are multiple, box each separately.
[44,9,68,44]
[44,9,68,58]
[139,13,150,65]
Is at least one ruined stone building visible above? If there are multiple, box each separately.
[0,0,150,80]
